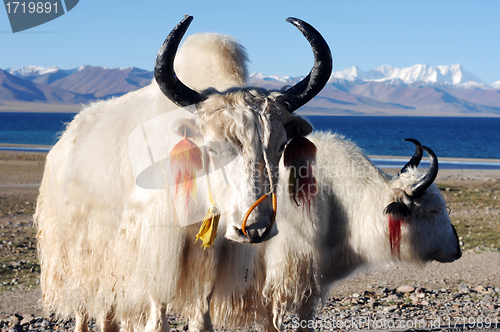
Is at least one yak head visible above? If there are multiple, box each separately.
[384,139,461,263]
[154,16,332,244]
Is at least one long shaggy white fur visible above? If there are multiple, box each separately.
[35,32,312,332]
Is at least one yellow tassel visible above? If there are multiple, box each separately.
[195,206,220,249]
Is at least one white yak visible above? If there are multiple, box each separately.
[34,16,332,332]
[137,134,461,332]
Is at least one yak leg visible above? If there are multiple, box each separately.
[187,278,215,332]
[263,325,279,332]
[145,300,170,332]
[295,293,318,332]
[99,310,119,332]
[188,294,213,332]
[75,311,89,332]
[261,302,281,332]
[262,315,279,332]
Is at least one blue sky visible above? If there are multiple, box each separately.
[1,0,499,83]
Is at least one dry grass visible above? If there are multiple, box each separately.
[0,152,46,162]
[438,181,500,252]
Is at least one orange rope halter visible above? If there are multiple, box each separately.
[241,192,277,237]
[240,111,278,239]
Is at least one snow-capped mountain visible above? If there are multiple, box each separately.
[249,64,500,116]
[491,81,500,90]
[330,64,486,88]
[2,63,500,116]
[8,65,79,78]
[0,65,155,105]
[8,65,60,76]
[248,72,296,83]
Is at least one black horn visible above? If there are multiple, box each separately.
[155,16,207,107]
[282,18,333,113]
[408,145,439,198]
[398,138,423,176]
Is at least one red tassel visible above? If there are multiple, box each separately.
[384,202,409,258]
[170,137,203,207]
[388,217,402,257]
[283,137,317,214]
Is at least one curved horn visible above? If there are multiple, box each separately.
[282,18,333,113]
[398,138,423,176]
[408,145,439,198]
[155,16,206,107]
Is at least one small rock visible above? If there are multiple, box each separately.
[351,293,360,298]
[20,314,34,326]
[383,305,398,312]
[377,287,389,295]
[458,285,470,293]
[397,285,415,293]
[10,314,22,325]
[357,297,368,304]
[420,300,429,306]
[476,285,485,292]
[415,287,426,293]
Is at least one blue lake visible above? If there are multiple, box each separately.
[0,112,75,146]
[304,115,500,160]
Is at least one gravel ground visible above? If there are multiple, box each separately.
[1,251,500,331]
[1,241,499,331]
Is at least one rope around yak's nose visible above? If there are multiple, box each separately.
[241,192,277,237]
[241,111,278,239]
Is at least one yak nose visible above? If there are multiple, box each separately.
[245,226,274,243]
[233,225,277,244]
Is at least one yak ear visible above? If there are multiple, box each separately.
[384,201,410,218]
[284,116,313,139]
[283,136,317,213]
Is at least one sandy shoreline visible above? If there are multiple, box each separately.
[0,101,83,113]
[2,144,500,164]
